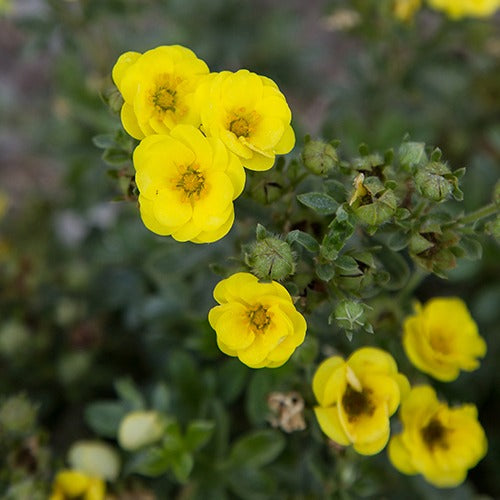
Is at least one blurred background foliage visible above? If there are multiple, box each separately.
[0,0,499,498]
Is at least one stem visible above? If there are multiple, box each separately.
[460,202,498,226]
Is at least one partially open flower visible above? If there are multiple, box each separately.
[389,385,487,487]
[402,297,486,381]
[198,69,295,171]
[313,347,409,455]
[133,125,245,243]
[112,45,209,139]
[208,272,306,368]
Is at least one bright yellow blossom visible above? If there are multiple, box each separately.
[198,69,295,171]
[313,347,409,455]
[112,45,209,139]
[49,469,105,500]
[208,272,306,368]
[133,124,245,243]
[393,0,422,21]
[389,385,487,487]
[403,297,486,382]
[427,0,500,18]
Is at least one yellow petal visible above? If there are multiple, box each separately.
[190,209,235,243]
[313,356,345,406]
[170,125,212,168]
[347,347,398,377]
[112,51,141,88]
[138,196,174,236]
[313,406,350,446]
[55,470,89,496]
[353,426,390,455]
[84,477,106,500]
[388,435,418,474]
[121,102,145,140]
[213,304,255,350]
[274,124,295,154]
[153,190,192,228]
[241,151,276,171]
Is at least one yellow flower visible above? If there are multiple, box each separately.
[389,385,487,487]
[49,469,105,500]
[313,347,410,455]
[112,45,209,139]
[427,0,500,18]
[403,297,486,382]
[133,124,245,243]
[198,69,295,171]
[393,0,422,21]
[208,272,306,368]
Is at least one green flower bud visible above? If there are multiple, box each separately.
[414,162,454,202]
[302,140,338,175]
[398,141,427,169]
[246,237,296,281]
[333,300,372,335]
[118,411,166,451]
[0,394,38,437]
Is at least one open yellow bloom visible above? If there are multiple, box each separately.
[198,69,295,171]
[133,124,245,243]
[427,0,500,18]
[49,469,105,500]
[389,385,487,487]
[313,347,409,455]
[112,45,209,139]
[208,272,306,368]
[403,297,486,382]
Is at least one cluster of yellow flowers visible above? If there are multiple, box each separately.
[112,45,294,243]
[207,274,488,488]
[394,0,500,20]
[312,297,487,488]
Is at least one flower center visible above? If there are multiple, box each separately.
[341,384,375,421]
[176,166,205,199]
[248,304,271,332]
[422,418,448,449]
[429,330,451,355]
[229,117,250,138]
[153,86,176,112]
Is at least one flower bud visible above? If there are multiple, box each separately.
[68,441,120,481]
[398,141,427,169]
[0,394,37,437]
[415,162,454,202]
[302,140,338,175]
[246,237,295,281]
[118,411,166,451]
[333,300,373,337]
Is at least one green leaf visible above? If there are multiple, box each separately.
[84,401,127,438]
[228,468,275,500]
[246,371,274,425]
[460,236,483,260]
[297,192,338,215]
[114,377,145,410]
[228,430,285,469]
[315,261,335,282]
[171,451,194,483]
[185,420,215,452]
[151,383,171,413]
[374,248,410,290]
[92,133,116,149]
[387,231,410,251]
[324,180,347,203]
[320,216,354,261]
[256,223,269,241]
[126,447,171,477]
[335,255,360,274]
[286,230,319,253]
[102,148,130,165]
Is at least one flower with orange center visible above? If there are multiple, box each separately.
[208,272,306,368]
[402,297,486,381]
[389,385,487,487]
[112,45,209,139]
[313,347,410,455]
[197,69,295,171]
[133,125,245,243]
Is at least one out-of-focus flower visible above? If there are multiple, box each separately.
[389,385,487,487]
[427,0,500,18]
[313,347,409,455]
[49,470,105,500]
[112,45,209,139]
[198,69,295,171]
[118,411,166,451]
[208,272,306,368]
[68,441,120,481]
[403,297,486,381]
[393,0,422,21]
[133,124,245,242]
